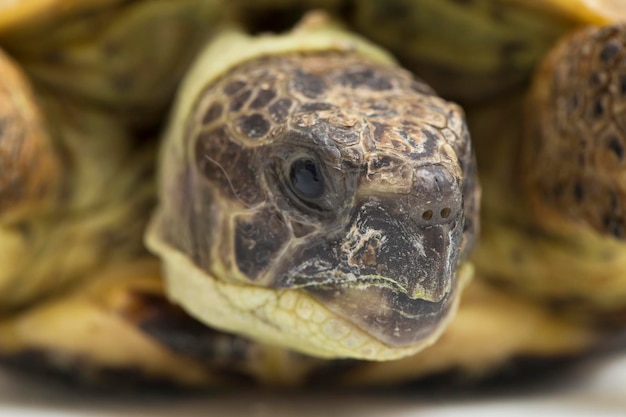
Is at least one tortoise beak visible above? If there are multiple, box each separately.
[272,196,465,348]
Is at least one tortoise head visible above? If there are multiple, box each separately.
[148,31,479,360]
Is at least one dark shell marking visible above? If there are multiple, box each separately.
[167,51,477,346]
[524,24,626,239]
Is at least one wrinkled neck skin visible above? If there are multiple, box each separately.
[155,50,479,354]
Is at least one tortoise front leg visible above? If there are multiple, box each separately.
[523,24,626,241]
[0,48,62,224]
[470,25,626,319]
[0,48,66,309]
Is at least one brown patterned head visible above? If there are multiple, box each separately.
[151,49,479,354]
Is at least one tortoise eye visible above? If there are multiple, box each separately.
[289,158,325,201]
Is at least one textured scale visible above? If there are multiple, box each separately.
[151,34,479,359]
[182,52,477,274]
[0,50,61,223]
[1,0,620,388]
[523,24,626,239]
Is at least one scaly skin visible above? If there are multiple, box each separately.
[0,1,623,387]
[148,19,479,361]
[524,24,626,242]
[0,49,61,224]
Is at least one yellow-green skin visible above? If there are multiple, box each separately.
[0,0,623,387]
[147,18,477,361]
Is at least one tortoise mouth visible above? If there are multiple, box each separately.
[270,199,464,347]
[279,272,449,300]
[303,274,457,348]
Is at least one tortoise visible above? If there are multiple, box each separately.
[0,0,624,388]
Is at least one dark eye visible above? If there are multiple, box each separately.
[289,159,325,201]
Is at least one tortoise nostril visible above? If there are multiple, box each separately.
[421,208,453,222]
